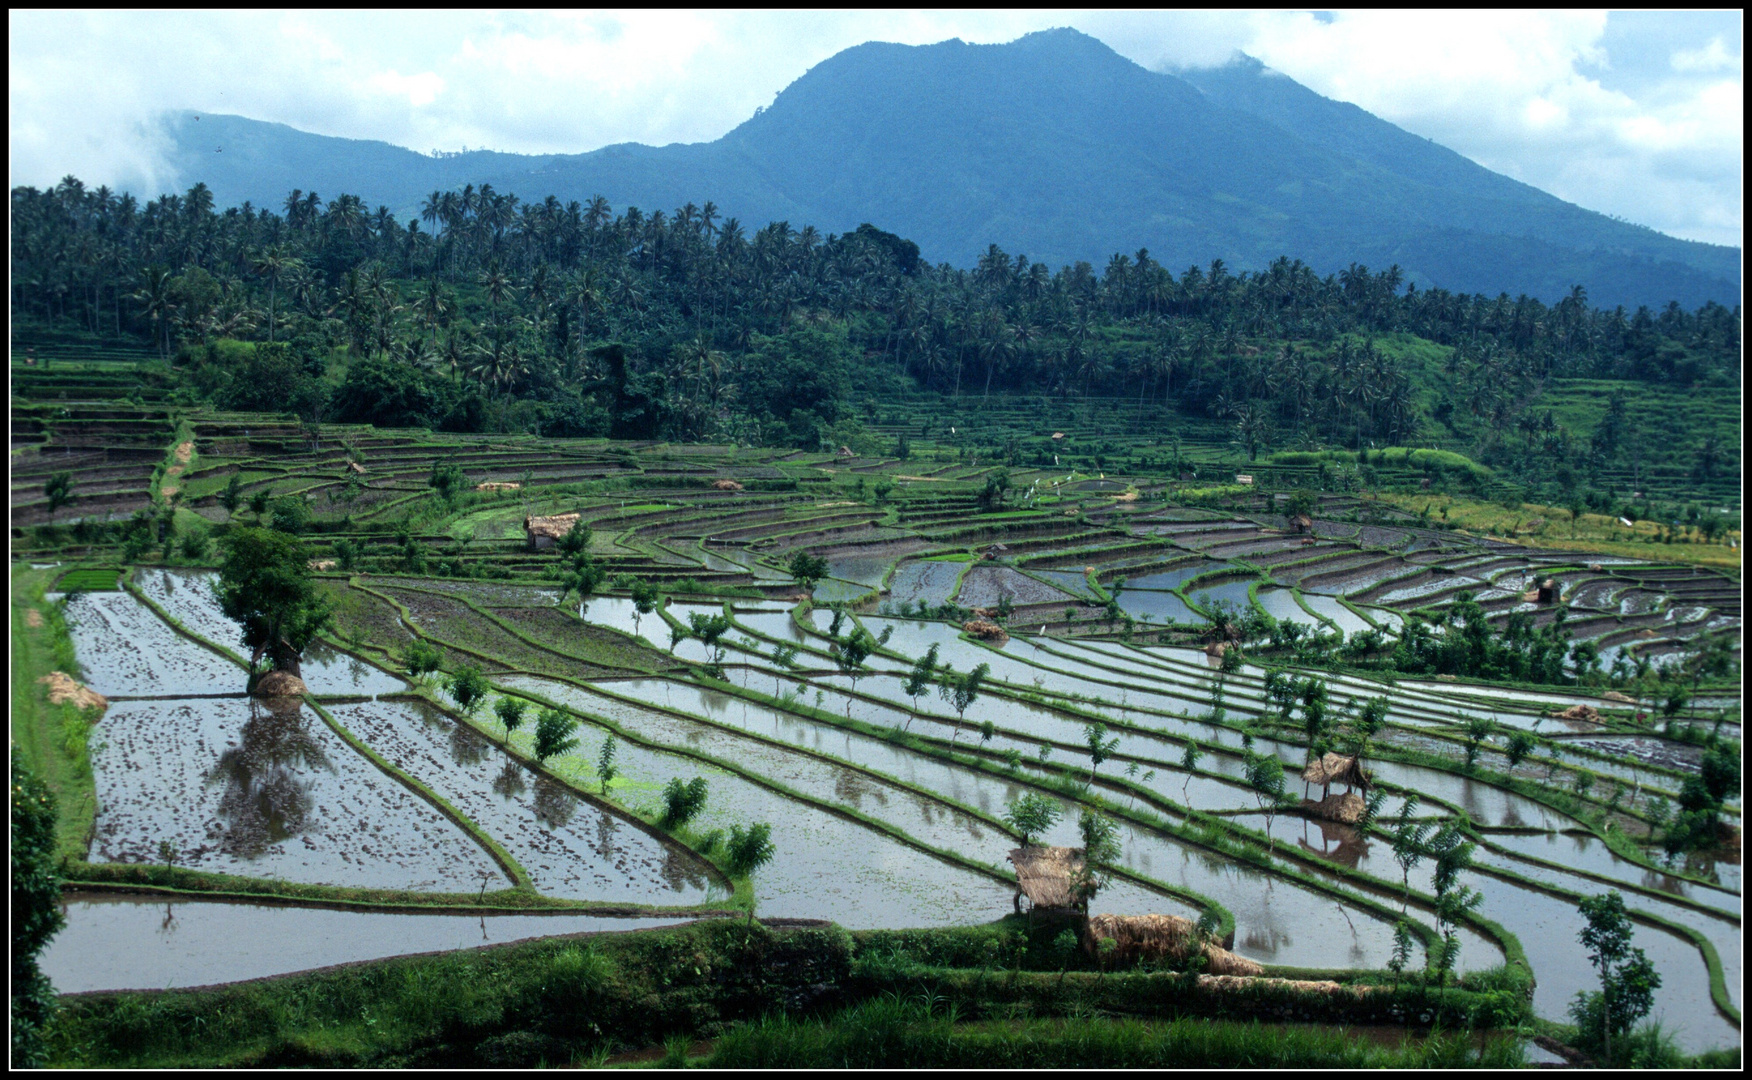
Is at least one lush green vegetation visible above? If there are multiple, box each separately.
[11,168,1741,514]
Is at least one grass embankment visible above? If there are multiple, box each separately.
[46,917,1530,1069]
[11,564,100,858]
[1373,491,1741,569]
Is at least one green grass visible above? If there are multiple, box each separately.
[706,1000,1527,1069]
[10,565,99,858]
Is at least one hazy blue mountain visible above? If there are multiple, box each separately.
[154,29,1738,309]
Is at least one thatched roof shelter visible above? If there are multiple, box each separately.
[1083,914,1262,976]
[1301,752,1369,800]
[1289,513,1314,533]
[1008,845,1085,912]
[525,512,581,550]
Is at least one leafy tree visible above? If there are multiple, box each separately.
[1003,792,1062,846]
[269,494,311,535]
[726,822,776,923]
[1179,743,1203,810]
[1463,715,1495,771]
[1083,721,1120,785]
[494,696,529,747]
[832,627,875,717]
[214,527,332,682]
[595,734,619,793]
[1389,796,1432,913]
[768,641,799,697]
[661,777,709,829]
[688,610,733,666]
[1504,731,1537,772]
[11,756,63,1068]
[215,473,245,520]
[938,661,989,746]
[533,708,580,764]
[43,473,74,522]
[1570,891,1662,1062]
[446,666,490,718]
[787,551,829,595]
[1388,920,1417,985]
[629,578,659,635]
[902,642,940,730]
[429,460,469,503]
[1071,809,1121,910]
[560,551,604,610]
[332,537,359,572]
[1244,750,1288,854]
[557,518,592,556]
[404,639,443,681]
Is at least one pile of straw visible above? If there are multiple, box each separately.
[1083,914,1263,976]
[38,672,107,713]
[963,619,1008,643]
[712,479,745,491]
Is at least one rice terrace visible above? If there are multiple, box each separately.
[7,18,1745,1072]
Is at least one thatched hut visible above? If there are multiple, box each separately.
[525,512,581,551]
[1301,752,1369,801]
[1289,513,1314,534]
[1082,914,1262,976]
[1535,578,1559,603]
[1008,845,1085,914]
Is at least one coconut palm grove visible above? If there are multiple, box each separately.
[9,32,1742,1074]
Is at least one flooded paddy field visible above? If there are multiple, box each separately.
[90,697,503,892]
[28,445,1740,1059]
[43,893,702,993]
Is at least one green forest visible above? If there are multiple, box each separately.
[10,177,1742,509]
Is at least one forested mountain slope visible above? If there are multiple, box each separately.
[151,29,1738,310]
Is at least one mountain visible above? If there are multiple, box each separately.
[152,29,1739,309]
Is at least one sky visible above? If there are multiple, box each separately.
[9,10,1743,248]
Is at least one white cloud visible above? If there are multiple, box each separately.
[7,9,1741,247]
[1672,35,1740,74]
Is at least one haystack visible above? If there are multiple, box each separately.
[1301,791,1365,825]
[525,512,582,551]
[963,618,1008,643]
[1008,845,1084,912]
[38,672,107,713]
[476,481,520,492]
[25,609,43,628]
[1204,641,1231,658]
[347,461,367,474]
[1549,704,1600,723]
[1114,491,1139,503]
[712,479,745,491]
[173,440,194,464]
[308,559,338,572]
[253,670,307,698]
[1083,914,1262,976]
[1601,691,1636,705]
[1051,432,1065,440]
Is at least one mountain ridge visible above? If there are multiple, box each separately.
[148,28,1738,309]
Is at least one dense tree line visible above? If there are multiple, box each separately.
[10,177,1741,460]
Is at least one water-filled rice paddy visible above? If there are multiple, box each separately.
[39,467,1739,1055]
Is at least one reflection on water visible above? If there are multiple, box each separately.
[491,760,528,800]
[534,777,579,830]
[204,697,332,859]
[449,722,489,767]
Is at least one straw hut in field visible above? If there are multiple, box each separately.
[1289,513,1314,534]
[1521,578,1560,603]
[1301,752,1369,801]
[1008,845,1086,915]
[1082,914,1262,976]
[524,512,581,551]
